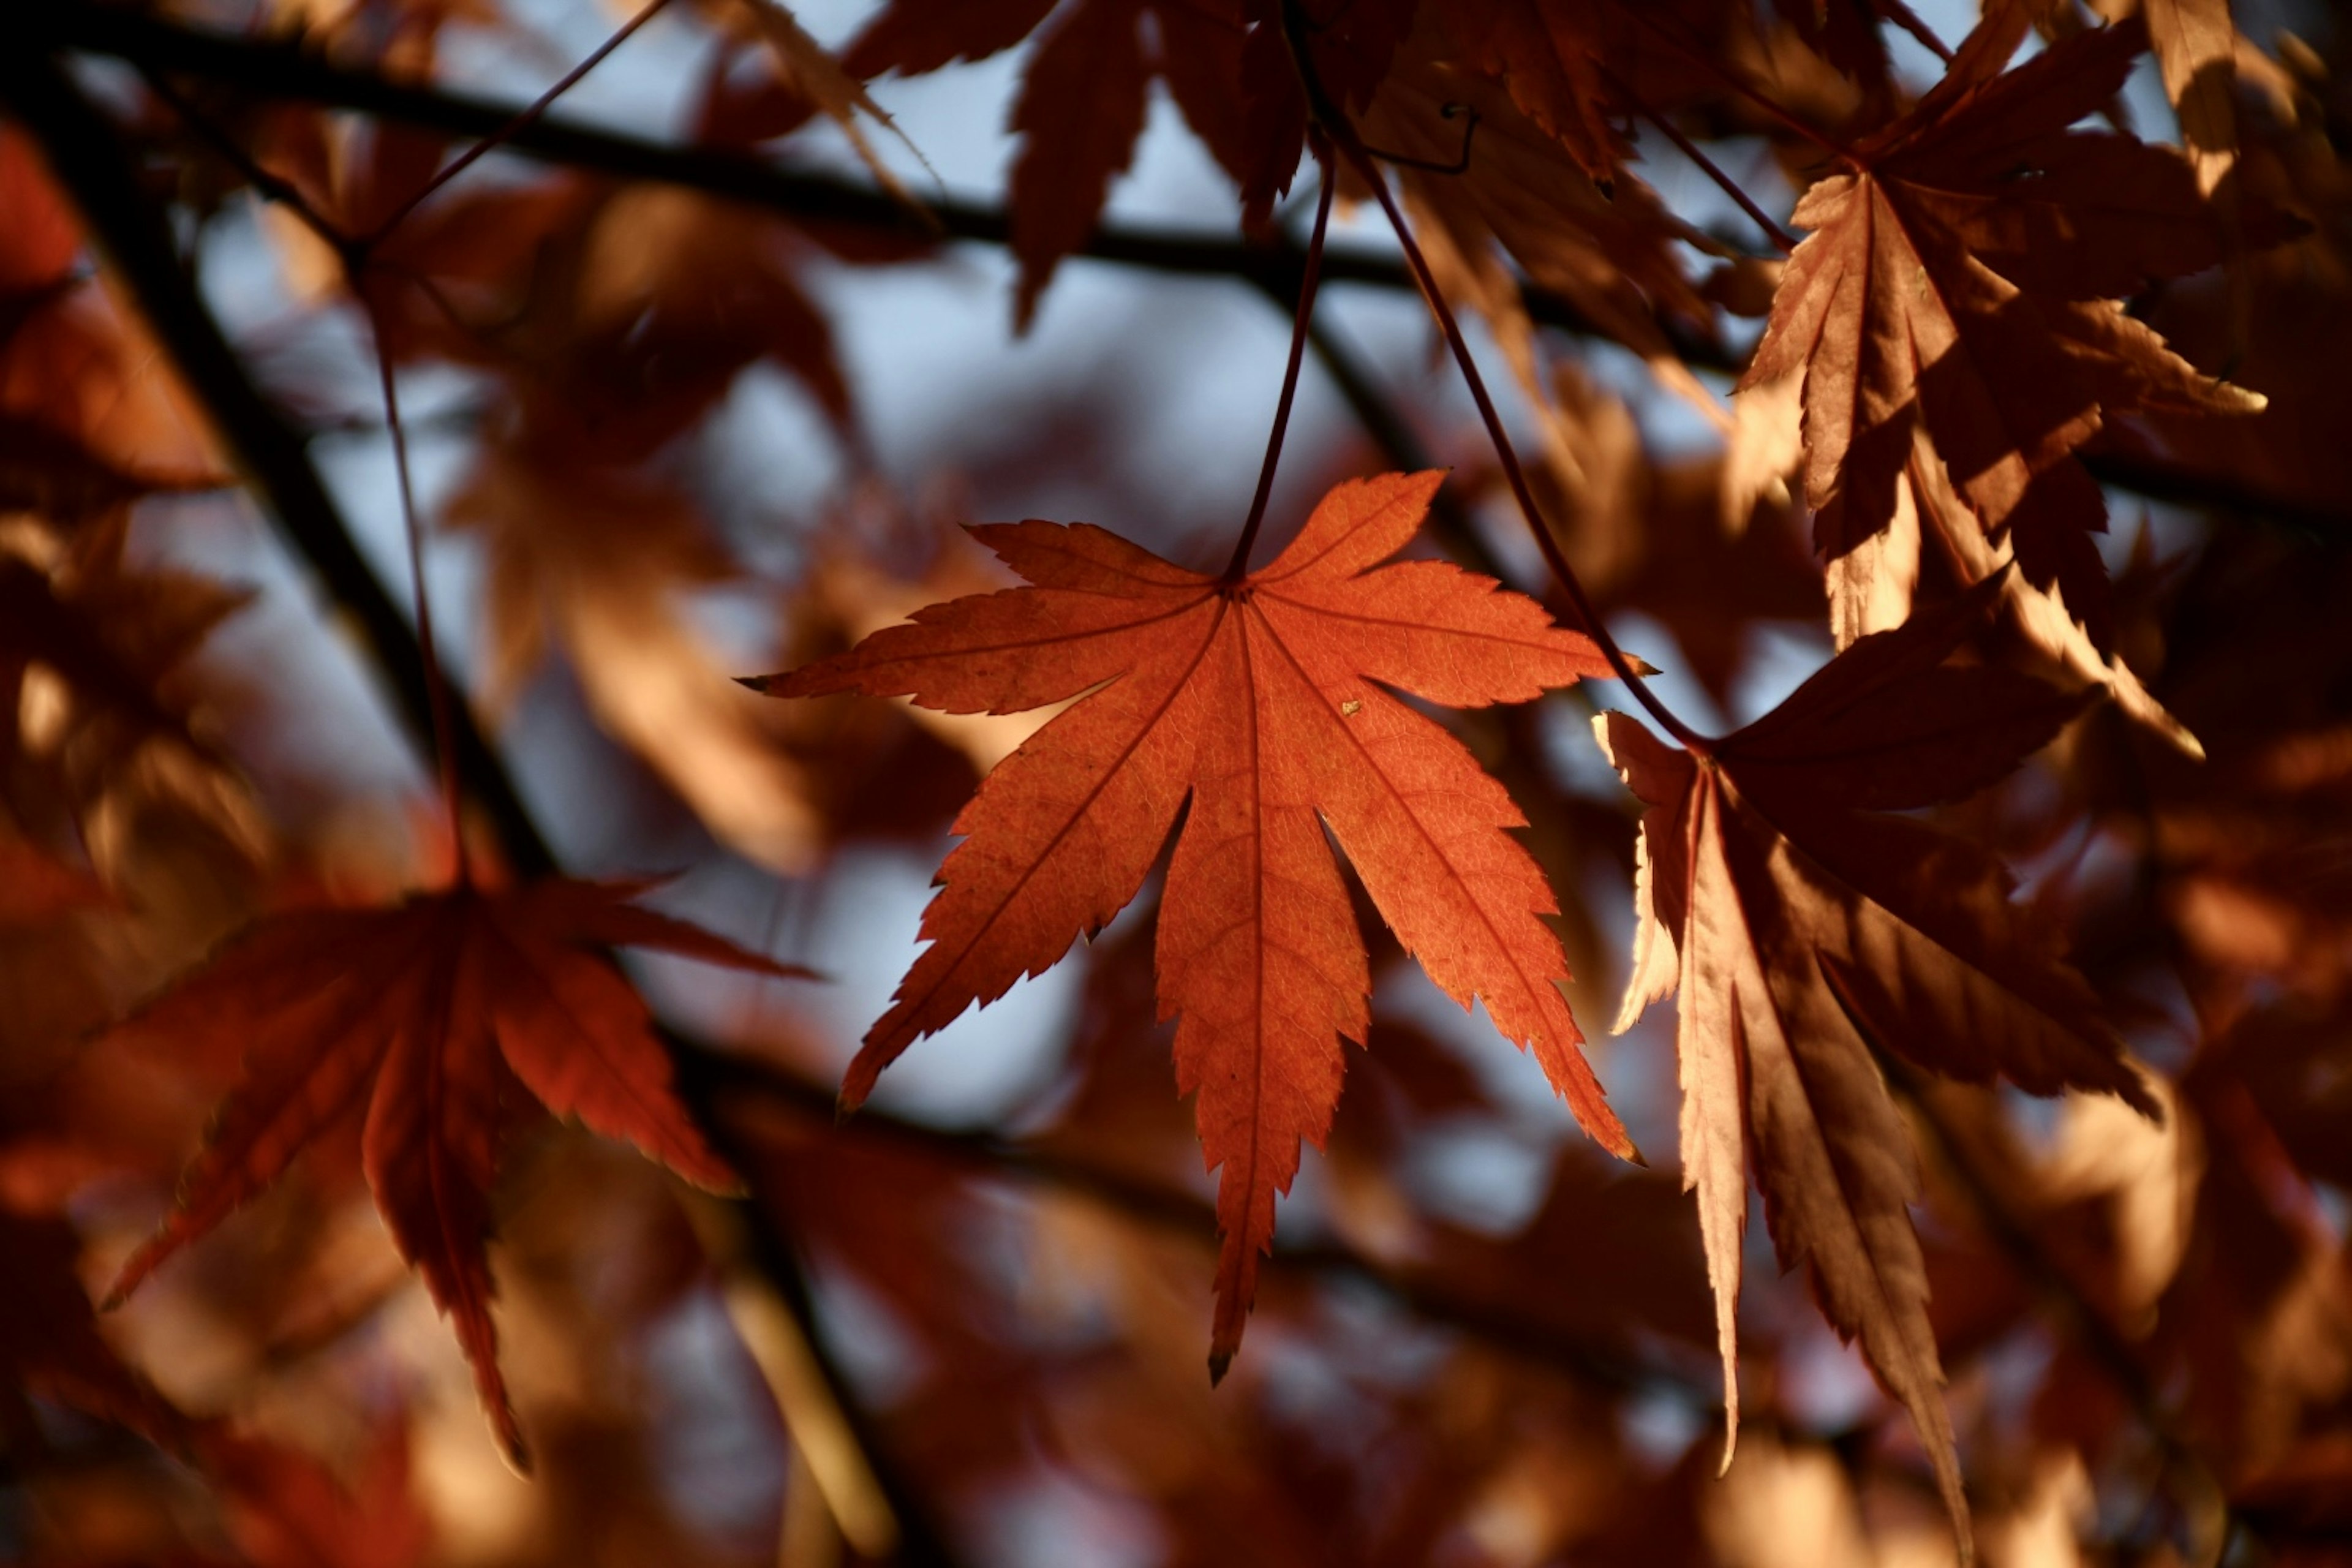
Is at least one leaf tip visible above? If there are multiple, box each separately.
[734,674,774,694]
[104,1237,168,1311]
[2118,1068,2165,1125]
[1572,1090,1642,1166]
[496,1423,535,1479]
[1717,1381,1740,1476]
[1207,1349,1232,1387]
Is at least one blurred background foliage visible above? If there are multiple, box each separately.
[2,0,2351,1564]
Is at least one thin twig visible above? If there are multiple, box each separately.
[684,1040,1716,1409]
[362,0,679,245]
[1616,76,1795,255]
[2,42,974,1563]
[138,67,351,255]
[148,68,470,872]
[55,5,2352,537]
[368,309,468,878]
[1336,129,1708,749]
[1607,0,1859,162]
[1226,140,1336,581]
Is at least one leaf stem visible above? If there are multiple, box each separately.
[1607,0,1859,165]
[368,311,469,883]
[1330,132,1707,748]
[361,0,678,247]
[1615,77,1795,255]
[1878,0,1956,63]
[138,68,355,262]
[1224,139,1336,584]
[140,64,477,868]
[145,6,686,883]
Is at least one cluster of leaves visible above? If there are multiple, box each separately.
[4,0,2352,1564]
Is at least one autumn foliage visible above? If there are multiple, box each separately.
[4,0,2352,1564]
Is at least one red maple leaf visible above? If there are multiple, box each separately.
[0,127,222,510]
[750,470,1632,1375]
[1597,580,2158,1553]
[843,0,1411,321]
[104,877,809,1466]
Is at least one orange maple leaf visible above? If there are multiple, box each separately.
[750,470,1632,1376]
[105,878,809,1466]
[1597,581,2158,1555]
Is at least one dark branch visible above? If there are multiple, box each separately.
[0,40,971,1564]
[0,39,553,877]
[688,1044,1713,1409]
[40,4,2332,533]
[2,14,1717,1494]
[23,6,1700,356]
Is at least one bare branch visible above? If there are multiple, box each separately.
[37,4,2329,532]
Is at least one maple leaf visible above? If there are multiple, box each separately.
[1444,0,1632,184]
[844,0,1182,322]
[1003,0,1154,329]
[104,877,810,1467]
[748,471,1632,1374]
[1361,8,1714,384]
[0,514,258,856]
[443,444,826,872]
[736,0,929,206]
[2144,0,2238,192]
[1441,0,1884,187]
[0,129,222,507]
[844,0,1409,320]
[1598,580,2159,1554]
[1744,13,2260,654]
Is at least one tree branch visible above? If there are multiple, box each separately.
[4,15,2318,1553]
[0,39,971,1566]
[688,1044,1713,1411]
[3,15,1719,1506]
[0,37,554,878]
[34,6,1607,328]
[43,3,2333,533]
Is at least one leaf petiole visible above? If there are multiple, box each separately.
[1327,126,1709,751]
[366,306,469,881]
[1224,136,1337,583]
